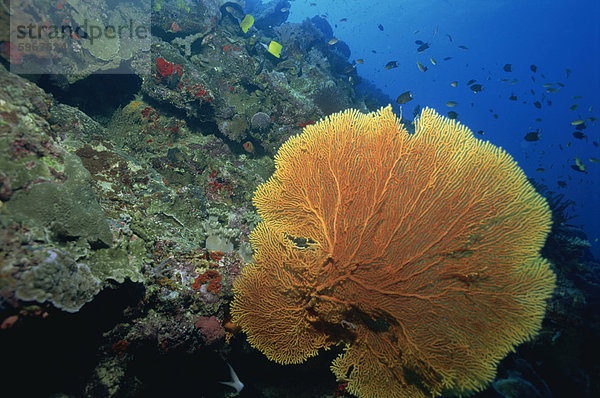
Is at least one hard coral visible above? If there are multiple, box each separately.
[231,106,556,398]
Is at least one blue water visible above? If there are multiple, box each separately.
[282,0,600,255]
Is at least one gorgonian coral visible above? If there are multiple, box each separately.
[232,106,555,398]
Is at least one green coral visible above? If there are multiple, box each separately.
[3,153,113,247]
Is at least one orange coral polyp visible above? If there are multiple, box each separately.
[231,106,555,398]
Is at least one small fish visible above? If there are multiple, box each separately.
[531,89,536,95]
[310,3,317,6]
[493,114,499,119]
[378,24,384,31]
[413,30,420,34]
[546,87,559,93]
[340,18,347,22]
[509,79,519,84]
[384,61,398,70]
[536,168,545,172]
[589,158,600,163]
[557,82,565,87]
[557,181,567,188]
[509,93,517,101]
[355,59,364,64]
[572,131,586,139]
[467,79,476,85]
[476,130,484,135]
[415,40,424,45]
[535,118,542,122]
[417,43,430,53]
[430,57,437,65]
[530,64,537,73]
[446,33,453,42]
[371,50,376,53]
[450,81,458,87]
[447,111,458,119]
[569,104,578,111]
[573,95,583,99]
[342,64,355,74]
[446,101,458,107]
[242,141,255,154]
[503,64,512,72]
[413,104,421,118]
[571,158,587,173]
[416,62,428,72]
[396,91,414,104]
[280,8,289,12]
[328,38,339,45]
[470,84,483,93]
[565,68,571,78]
[524,130,541,141]
[458,45,469,50]
[534,101,542,109]
[571,119,585,125]
[433,26,438,36]
[443,56,453,61]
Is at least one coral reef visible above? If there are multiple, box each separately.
[0,1,597,397]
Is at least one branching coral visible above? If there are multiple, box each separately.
[231,106,556,398]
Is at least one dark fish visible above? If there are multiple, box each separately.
[342,64,355,74]
[340,18,347,22]
[509,93,517,101]
[417,43,430,53]
[413,104,421,119]
[447,111,458,119]
[378,24,384,31]
[493,114,499,119]
[396,91,413,104]
[557,181,567,188]
[371,50,376,53]
[458,45,469,50]
[416,62,428,72]
[415,40,424,45]
[446,33,453,42]
[535,118,542,122]
[557,82,565,87]
[503,64,512,72]
[470,84,483,93]
[571,164,587,173]
[565,68,571,78]
[536,168,545,172]
[524,131,541,141]
[443,56,453,61]
[467,79,476,85]
[476,130,484,135]
[531,76,536,82]
[534,101,542,109]
[530,64,537,73]
[384,61,398,70]
[572,131,586,139]
[575,123,586,131]
[531,89,535,95]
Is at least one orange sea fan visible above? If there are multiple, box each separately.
[231,106,555,398]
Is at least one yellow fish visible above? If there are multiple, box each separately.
[416,62,427,72]
[446,101,458,107]
[430,57,437,65]
[267,41,283,58]
[450,81,457,87]
[571,119,585,126]
[328,38,339,45]
[240,15,254,33]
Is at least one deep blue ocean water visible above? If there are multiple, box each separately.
[279,0,600,256]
